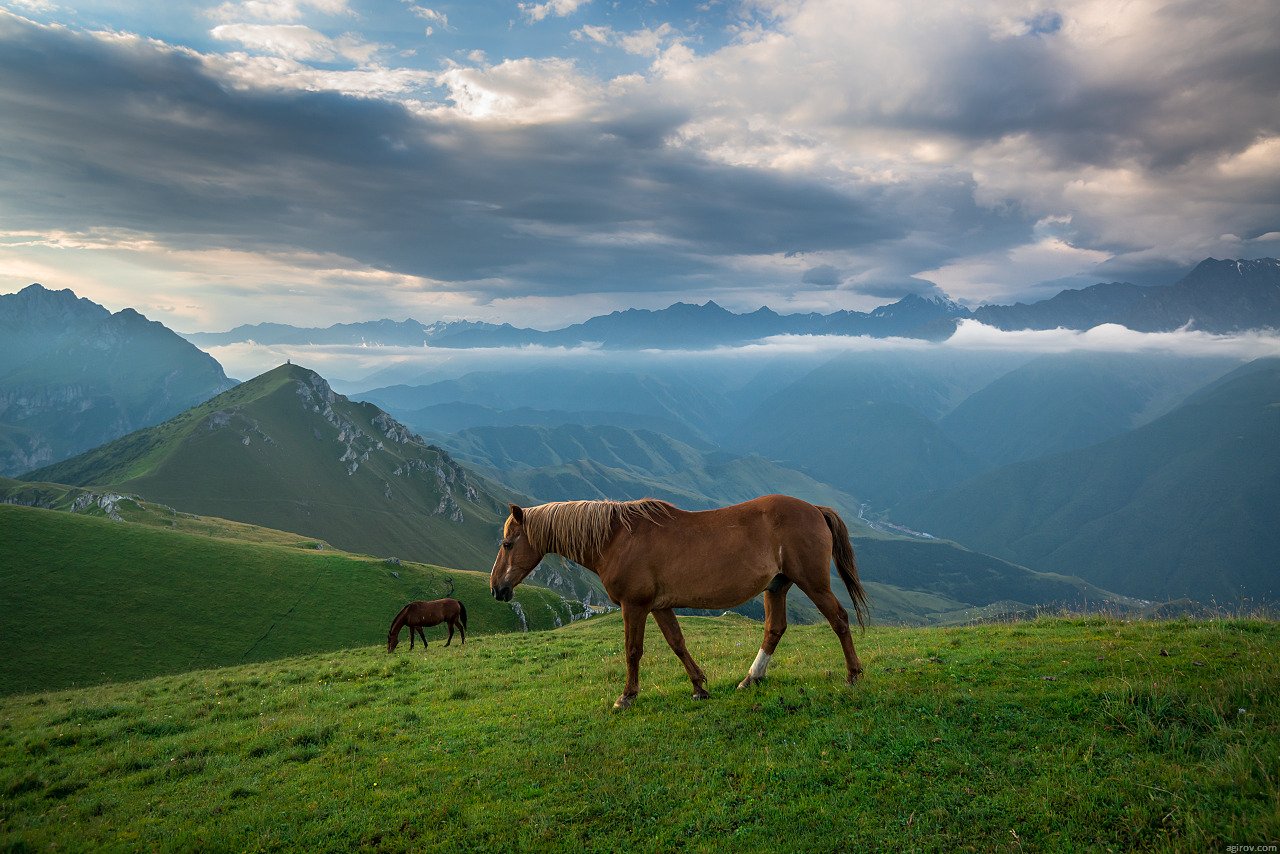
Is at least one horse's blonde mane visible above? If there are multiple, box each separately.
[520,499,673,565]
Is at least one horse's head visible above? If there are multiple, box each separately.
[491,504,544,602]
[387,630,399,653]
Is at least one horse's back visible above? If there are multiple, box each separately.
[405,597,461,625]
[602,494,833,609]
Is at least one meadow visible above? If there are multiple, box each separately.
[0,504,578,696]
[2,614,1276,851]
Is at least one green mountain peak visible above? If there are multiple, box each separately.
[27,364,513,571]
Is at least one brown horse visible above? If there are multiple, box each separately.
[489,495,868,709]
[387,599,467,651]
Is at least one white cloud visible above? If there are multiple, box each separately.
[428,57,605,123]
[406,5,450,29]
[210,23,382,64]
[572,22,679,57]
[918,237,1111,304]
[4,0,58,12]
[201,51,431,96]
[209,0,350,23]
[943,320,1280,359]
[0,227,479,331]
[518,0,590,24]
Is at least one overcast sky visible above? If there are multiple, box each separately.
[1,0,1277,331]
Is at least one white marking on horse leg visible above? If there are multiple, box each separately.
[749,649,771,680]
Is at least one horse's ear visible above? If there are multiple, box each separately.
[509,504,524,524]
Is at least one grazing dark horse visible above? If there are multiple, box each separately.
[490,495,868,709]
[387,599,467,652]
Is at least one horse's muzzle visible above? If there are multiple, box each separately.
[492,584,513,602]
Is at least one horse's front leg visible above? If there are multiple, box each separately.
[652,608,709,699]
[614,603,649,710]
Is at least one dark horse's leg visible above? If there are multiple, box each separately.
[444,620,454,647]
[409,625,415,649]
[458,618,466,645]
[796,582,863,684]
[739,578,792,689]
[415,626,428,650]
[614,603,649,710]
[652,609,709,700]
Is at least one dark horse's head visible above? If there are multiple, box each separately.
[490,504,545,602]
[387,629,400,653]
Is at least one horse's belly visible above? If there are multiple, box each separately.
[654,563,776,610]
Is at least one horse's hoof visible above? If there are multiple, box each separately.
[612,695,634,710]
[693,688,710,700]
[736,676,760,690]
[847,672,863,686]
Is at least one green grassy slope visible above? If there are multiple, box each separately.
[897,357,1280,603]
[0,504,583,696]
[26,363,513,571]
[1,615,1275,850]
[0,476,338,548]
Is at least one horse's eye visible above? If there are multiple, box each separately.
[502,540,513,550]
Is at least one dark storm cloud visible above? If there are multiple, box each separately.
[875,2,1280,174]
[0,14,927,299]
[801,264,841,286]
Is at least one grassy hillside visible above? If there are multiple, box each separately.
[898,357,1280,603]
[1,615,1275,850]
[0,504,584,696]
[26,363,513,571]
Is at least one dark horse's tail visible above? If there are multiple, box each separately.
[457,600,468,630]
[818,506,869,630]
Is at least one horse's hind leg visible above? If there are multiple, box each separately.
[652,608,709,700]
[444,621,454,647]
[797,581,863,684]
[739,578,792,689]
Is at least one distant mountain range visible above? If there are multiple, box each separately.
[180,256,1280,350]
[0,284,234,476]
[974,258,1280,333]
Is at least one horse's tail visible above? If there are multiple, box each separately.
[818,506,869,630]
[457,600,468,630]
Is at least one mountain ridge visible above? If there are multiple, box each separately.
[0,283,235,475]
[175,256,1279,350]
[25,363,514,571]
